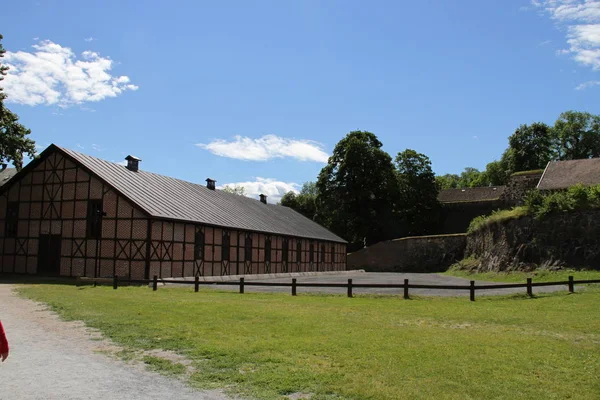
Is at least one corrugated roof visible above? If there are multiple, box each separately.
[438,186,505,203]
[0,168,17,187]
[56,146,346,243]
[537,158,600,190]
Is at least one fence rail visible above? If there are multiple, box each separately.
[76,275,600,301]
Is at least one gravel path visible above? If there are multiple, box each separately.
[0,284,232,400]
[192,272,568,297]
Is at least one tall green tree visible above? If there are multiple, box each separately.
[221,184,246,196]
[316,131,398,246]
[280,182,318,221]
[0,34,35,169]
[508,122,554,171]
[395,149,440,236]
[553,111,600,160]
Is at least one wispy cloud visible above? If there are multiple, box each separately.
[2,40,138,107]
[84,37,95,42]
[533,1,600,70]
[91,144,105,152]
[218,177,300,203]
[76,143,84,149]
[539,39,553,46]
[197,134,330,163]
[575,79,600,89]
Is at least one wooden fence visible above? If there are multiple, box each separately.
[79,275,600,301]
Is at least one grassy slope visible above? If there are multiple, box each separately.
[18,285,600,400]
[445,269,600,283]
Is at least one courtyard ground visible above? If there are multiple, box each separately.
[13,277,600,400]
[0,284,231,400]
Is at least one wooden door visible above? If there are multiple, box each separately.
[37,235,62,276]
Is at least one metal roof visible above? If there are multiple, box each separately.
[537,158,600,190]
[438,186,505,203]
[56,145,346,243]
[0,168,17,187]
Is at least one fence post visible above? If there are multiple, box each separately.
[113,275,118,290]
[403,279,409,300]
[240,277,245,294]
[568,275,574,293]
[292,278,297,296]
[470,280,475,302]
[153,275,158,291]
[347,279,353,298]
[194,275,200,293]
[527,278,533,297]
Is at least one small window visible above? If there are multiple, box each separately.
[320,244,326,262]
[194,231,205,260]
[86,200,104,239]
[5,202,19,237]
[282,239,289,262]
[331,245,336,263]
[309,242,314,262]
[245,233,253,261]
[222,231,230,261]
[265,238,272,262]
[296,241,302,263]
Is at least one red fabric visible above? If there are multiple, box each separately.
[0,320,8,354]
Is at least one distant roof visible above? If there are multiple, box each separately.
[438,186,505,203]
[0,168,17,187]
[32,145,344,243]
[537,158,600,190]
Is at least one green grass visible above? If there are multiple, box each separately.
[510,169,544,177]
[18,285,600,400]
[142,355,187,377]
[445,268,600,283]
[467,206,529,234]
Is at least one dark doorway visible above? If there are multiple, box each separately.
[37,235,62,276]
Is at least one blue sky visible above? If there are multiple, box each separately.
[2,0,599,200]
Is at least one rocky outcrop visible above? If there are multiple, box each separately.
[347,234,466,272]
[465,210,600,271]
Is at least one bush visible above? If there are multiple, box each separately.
[467,207,529,234]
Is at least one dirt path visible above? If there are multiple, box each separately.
[0,284,231,400]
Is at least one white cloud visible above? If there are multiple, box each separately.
[84,37,95,42]
[218,177,300,203]
[197,134,330,163]
[1,40,138,107]
[112,160,128,166]
[575,79,600,89]
[534,1,600,69]
[91,144,105,152]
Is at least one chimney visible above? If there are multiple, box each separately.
[125,155,141,172]
[1,164,6,171]
[206,178,216,190]
[259,194,267,204]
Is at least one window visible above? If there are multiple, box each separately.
[296,241,302,263]
[265,238,272,262]
[86,200,104,239]
[194,231,205,260]
[321,244,326,262]
[5,202,19,237]
[282,239,289,262]
[222,231,230,261]
[309,242,314,262]
[331,245,336,263]
[245,233,253,261]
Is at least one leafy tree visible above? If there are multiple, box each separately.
[395,149,440,236]
[508,122,554,171]
[280,182,318,221]
[553,111,600,160]
[436,173,461,189]
[0,34,35,169]
[316,131,399,246]
[221,184,246,196]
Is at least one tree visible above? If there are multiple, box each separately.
[221,184,246,196]
[316,131,399,246]
[280,182,318,221]
[0,34,35,169]
[436,173,461,190]
[508,122,554,171]
[553,111,600,160]
[395,149,440,236]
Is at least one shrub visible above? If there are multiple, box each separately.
[467,206,529,234]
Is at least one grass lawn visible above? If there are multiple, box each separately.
[445,268,600,283]
[18,284,600,400]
